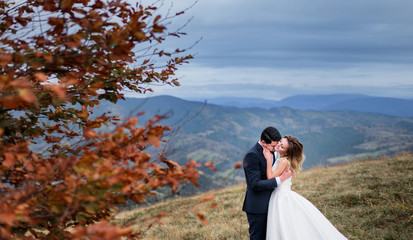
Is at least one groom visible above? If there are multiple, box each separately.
[242,126,292,240]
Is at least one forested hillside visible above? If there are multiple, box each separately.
[104,96,413,198]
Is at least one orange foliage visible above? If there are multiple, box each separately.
[0,0,200,239]
[195,212,209,225]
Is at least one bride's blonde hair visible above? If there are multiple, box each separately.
[284,135,305,174]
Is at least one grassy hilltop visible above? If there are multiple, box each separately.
[116,153,413,240]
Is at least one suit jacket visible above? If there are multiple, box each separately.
[242,142,278,214]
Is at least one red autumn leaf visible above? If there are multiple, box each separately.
[205,161,217,171]
[64,41,79,49]
[154,15,161,23]
[202,195,215,202]
[37,166,47,175]
[18,89,37,103]
[129,117,138,126]
[195,212,209,225]
[2,152,15,168]
[44,55,54,63]
[0,96,21,109]
[61,76,79,85]
[234,161,242,169]
[115,226,133,236]
[0,53,12,68]
[84,129,97,139]
[34,72,48,82]
[0,212,15,225]
[11,78,32,88]
[147,134,161,147]
[50,84,66,99]
[45,135,62,143]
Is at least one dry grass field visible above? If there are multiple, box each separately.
[115,153,413,240]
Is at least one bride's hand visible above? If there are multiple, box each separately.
[280,168,293,182]
[263,148,273,162]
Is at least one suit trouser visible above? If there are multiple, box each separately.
[246,212,267,240]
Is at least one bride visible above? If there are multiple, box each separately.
[264,135,348,240]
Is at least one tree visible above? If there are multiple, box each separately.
[0,0,207,239]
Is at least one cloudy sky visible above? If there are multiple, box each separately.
[127,0,413,101]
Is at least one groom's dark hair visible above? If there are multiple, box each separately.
[261,126,281,144]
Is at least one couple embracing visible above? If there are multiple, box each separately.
[242,127,347,240]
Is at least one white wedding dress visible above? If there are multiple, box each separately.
[266,160,347,240]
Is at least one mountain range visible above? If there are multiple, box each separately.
[189,94,413,117]
[102,95,413,197]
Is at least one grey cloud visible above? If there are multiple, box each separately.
[179,0,413,69]
[145,0,413,100]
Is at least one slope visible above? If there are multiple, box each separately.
[116,153,413,240]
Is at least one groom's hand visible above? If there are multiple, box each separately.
[280,169,293,182]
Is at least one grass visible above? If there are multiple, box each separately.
[115,153,413,239]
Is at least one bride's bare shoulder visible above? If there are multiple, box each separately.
[278,158,289,167]
[279,157,288,162]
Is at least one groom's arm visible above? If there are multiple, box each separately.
[243,152,277,191]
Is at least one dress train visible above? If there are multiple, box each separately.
[266,176,347,240]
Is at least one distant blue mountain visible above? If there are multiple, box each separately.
[323,97,413,117]
[189,97,279,109]
[188,94,413,117]
[275,94,369,110]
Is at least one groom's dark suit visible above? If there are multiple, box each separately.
[242,142,278,240]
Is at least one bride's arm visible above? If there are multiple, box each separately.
[263,149,288,179]
[267,159,288,179]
